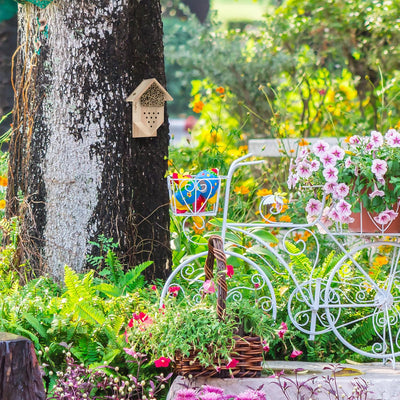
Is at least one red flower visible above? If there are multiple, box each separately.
[278,321,288,338]
[290,349,303,359]
[151,285,157,291]
[226,264,234,278]
[131,312,153,331]
[168,286,181,297]
[226,358,239,369]
[263,344,270,353]
[154,357,171,368]
[254,283,260,289]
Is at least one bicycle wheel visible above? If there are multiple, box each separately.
[160,251,277,319]
[288,279,338,337]
[324,241,400,361]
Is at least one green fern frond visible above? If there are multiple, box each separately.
[75,301,106,326]
[95,283,122,298]
[22,312,48,339]
[285,241,312,275]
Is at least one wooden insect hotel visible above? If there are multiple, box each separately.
[126,78,173,138]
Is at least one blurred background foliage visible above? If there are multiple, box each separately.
[162,0,400,138]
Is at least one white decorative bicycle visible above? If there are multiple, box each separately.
[162,154,400,367]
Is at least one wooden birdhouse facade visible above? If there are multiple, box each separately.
[127,78,173,138]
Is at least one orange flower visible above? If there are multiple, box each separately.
[298,138,309,146]
[193,100,204,113]
[0,176,7,187]
[279,215,291,223]
[234,186,250,195]
[257,188,272,197]
[216,86,225,94]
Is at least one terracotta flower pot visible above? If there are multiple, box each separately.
[348,204,400,233]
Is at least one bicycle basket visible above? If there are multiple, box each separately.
[168,169,221,216]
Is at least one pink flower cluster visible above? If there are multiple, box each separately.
[288,129,400,226]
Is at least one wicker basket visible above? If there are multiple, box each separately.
[174,235,264,378]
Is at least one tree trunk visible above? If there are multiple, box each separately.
[7,1,171,281]
[0,332,46,400]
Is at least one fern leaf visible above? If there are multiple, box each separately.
[22,312,48,339]
[75,302,106,326]
[95,283,122,298]
[124,261,153,286]
[285,241,312,274]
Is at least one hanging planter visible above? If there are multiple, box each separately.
[287,129,400,231]
[14,0,55,9]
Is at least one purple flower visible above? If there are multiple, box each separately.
[201,386,224,395]
[175,388,198,400]
[199,393,222,400]
[236,390,267,400]
[371,159,387,177]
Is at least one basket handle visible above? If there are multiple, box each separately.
[204,235,227,321]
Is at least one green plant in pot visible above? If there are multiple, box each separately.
[287,128,400,232]
[124,237,277,378]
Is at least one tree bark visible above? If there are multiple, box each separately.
[7,1,171,281]
[0,332,46,400]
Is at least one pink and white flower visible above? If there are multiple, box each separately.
[323,166,338,182]
[385,129,400,147]
[335,183,349,199]
[305,198,322,216]
[371,159,387,177]
[330,145,345,160]
[320,151,336,167]
[370,130,383,148]
[296,161,312,179]
[324,181,337,195]
[312,140,330,156]
[374,209,398,225]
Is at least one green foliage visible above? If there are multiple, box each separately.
[167,0,400,136]
[0,0,17,23]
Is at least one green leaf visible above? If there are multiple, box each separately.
[95,283,122,298]
[251,229,279,244]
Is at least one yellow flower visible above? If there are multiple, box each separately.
[234,186,250,195]
[0,200,6,209]
[374,255,388,266]
[257,188,272,197]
